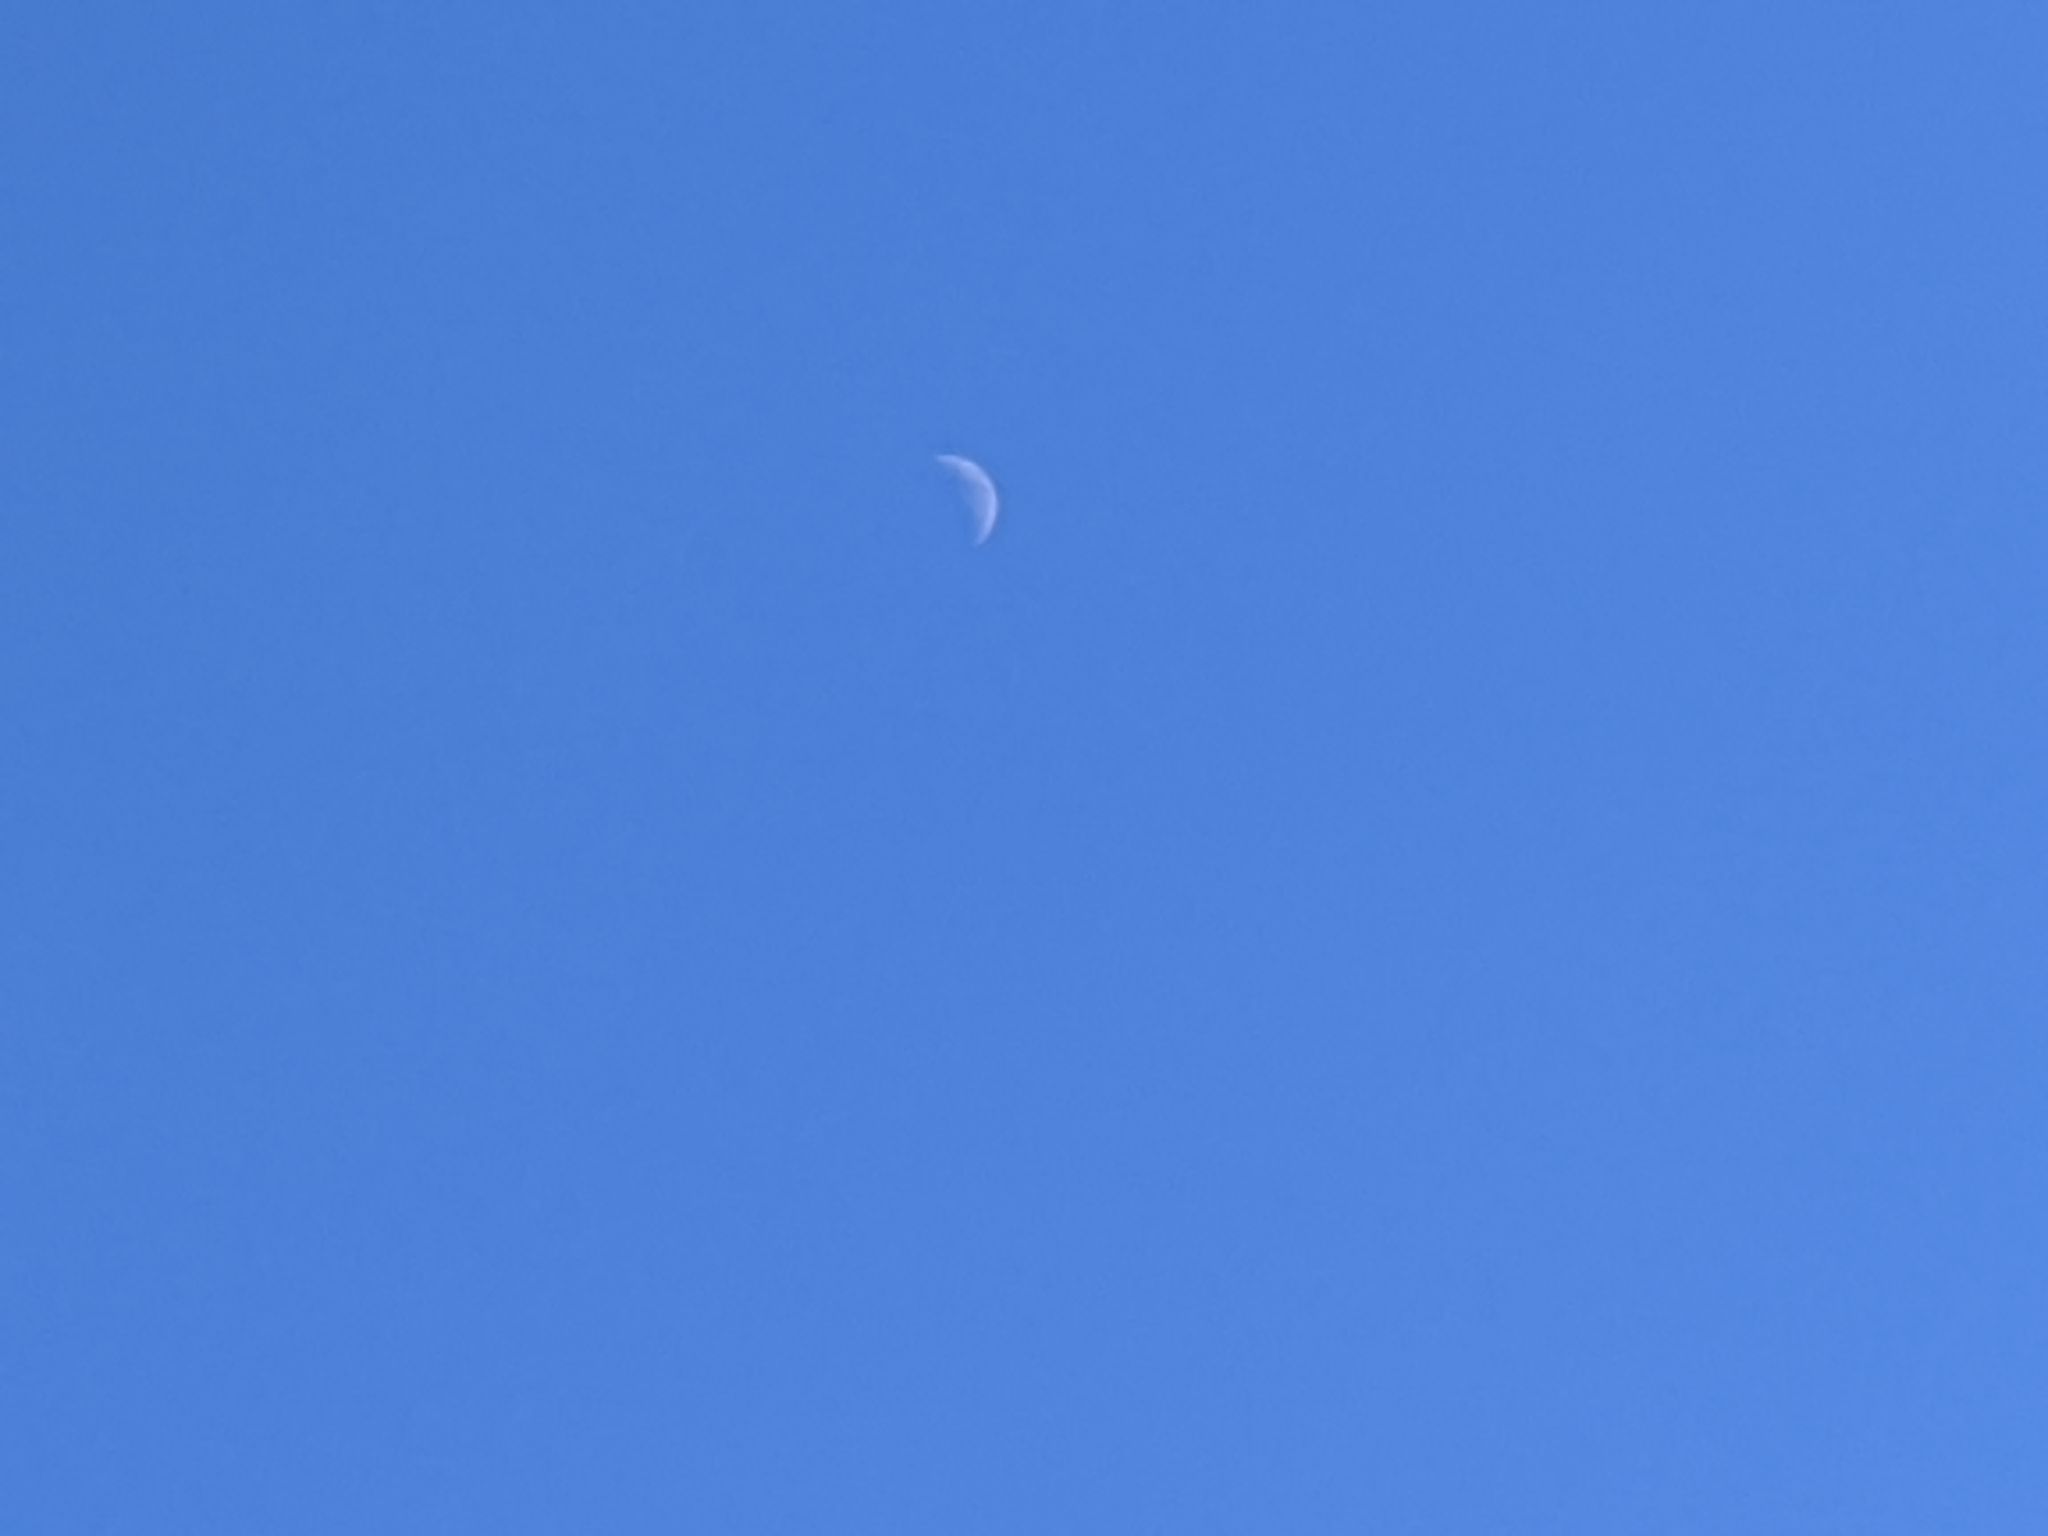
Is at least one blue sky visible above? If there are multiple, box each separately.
[5,3,2045,1529]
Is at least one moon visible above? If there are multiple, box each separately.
[936,454,999,546]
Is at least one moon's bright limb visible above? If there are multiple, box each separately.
[936,453,999,545]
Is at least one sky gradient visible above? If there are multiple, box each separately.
[5,3,2047,1530]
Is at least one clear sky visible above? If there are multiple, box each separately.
[5,4,2045,1530]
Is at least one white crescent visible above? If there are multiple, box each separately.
[935,454,999,546]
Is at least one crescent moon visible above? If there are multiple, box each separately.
[935,454,999,546]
